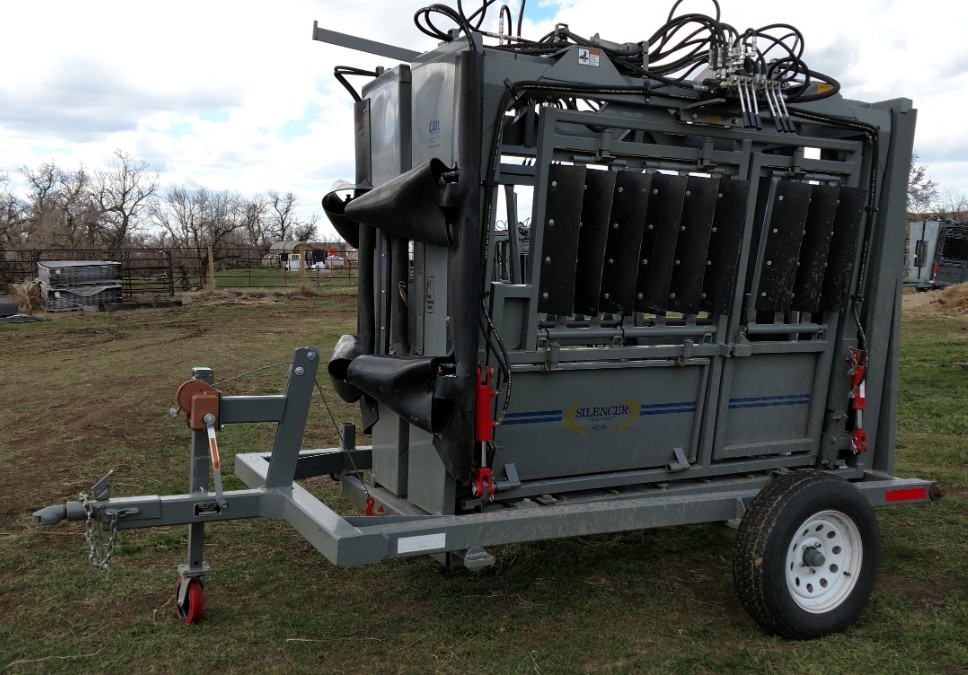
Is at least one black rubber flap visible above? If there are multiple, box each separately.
[573,169,617,315]
[819,187,868,313]
[700,179,751,315]
[344,159,454,247]
[666,176,720,315]
[537,164,587,315]
[791,184,841,313]
[328,334,363,403]
[635,173,689,314]
[346,354,453,434]
[600,171,653,315]
[755,181,813,312]
[322,190,363,249]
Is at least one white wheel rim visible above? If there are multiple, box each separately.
[784,509,863,613]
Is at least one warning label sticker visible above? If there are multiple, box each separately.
[578,47,601,67]
[194,502,221,517]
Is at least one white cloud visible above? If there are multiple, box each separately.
[1,0,966,241]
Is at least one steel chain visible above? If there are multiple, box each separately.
[81,494,119,571]
[313,377,371,503]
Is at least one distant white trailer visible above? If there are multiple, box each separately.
[906,220,968,290]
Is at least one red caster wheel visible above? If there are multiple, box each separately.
[175,576,205,624]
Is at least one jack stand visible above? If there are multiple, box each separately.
[177,367,215,624]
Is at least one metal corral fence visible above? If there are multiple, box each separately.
[0,247,358,297]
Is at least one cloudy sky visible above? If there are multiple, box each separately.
[1,0,966,239]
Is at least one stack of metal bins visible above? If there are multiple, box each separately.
[37,260,122,311]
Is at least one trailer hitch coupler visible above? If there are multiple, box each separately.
[32,500,86,526]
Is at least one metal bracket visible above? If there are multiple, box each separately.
[91,470,112,501]
[494,463,522,492]
[667,446,690,473]
[449,546,495,572]
[176,562,211,606]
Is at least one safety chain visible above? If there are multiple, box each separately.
[81,494,119,571]
[313,377,375,510]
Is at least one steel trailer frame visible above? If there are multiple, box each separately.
[35,345,935,573]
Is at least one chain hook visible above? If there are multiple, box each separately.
[81,493,119,571]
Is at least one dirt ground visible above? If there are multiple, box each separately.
[902,282,968,314]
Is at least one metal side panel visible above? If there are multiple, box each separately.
[493,362,706,480]
[370,403,410,496]
[599,171,653,315]
[715,351,820,460]
[755,181,813,312]
[573,168,617,315]
[407,427,456,515]
[635,173,689,314]
[791,184,840,313]
[700,179,751,315]
[537,164,587,315]
[667,175,721,315]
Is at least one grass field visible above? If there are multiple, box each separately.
[1,291,965,673]
[211,266,357,290]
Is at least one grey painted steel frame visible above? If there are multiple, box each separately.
[62,345,930,568]
[81,442,932,568]
[482,101,877,495]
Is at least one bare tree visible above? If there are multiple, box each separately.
[0,174,27,250]
[266,190,299,241]
[239,194,269,248]
[907,151,938,216]
[93,150,159,249]
[21,161,102,249]
[152,185,252,276]
[153,185,199,248]
[293,214,319,242]
[933,190,968,221]
[10,154,318,255]
[0,174,28,286]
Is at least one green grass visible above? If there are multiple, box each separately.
[211,267,358,289]
[0,298,965,673]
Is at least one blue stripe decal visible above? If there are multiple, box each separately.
[502,410,563,426]
[729,394,811,410]
[504,409,562,418]
[640,402,697,416]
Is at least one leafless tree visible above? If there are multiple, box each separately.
[907,151,938,216]
[266,190,299,241]
[933,190,968,222]
[0,174,28,285]
[8,153,319,255]
[265,190,318,243]
[152,185,257,275]
[21,161,102,249]
[293,214,319,242]
[93,150,159,249]
[0,174,27,250]
[239,194,269,247]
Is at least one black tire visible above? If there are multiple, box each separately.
[732,470,880,639]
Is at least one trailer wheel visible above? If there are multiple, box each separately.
[175,576,205,624]
[732,470,880,639]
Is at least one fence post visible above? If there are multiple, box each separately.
[166,250,175,297]
[207,246,216,291]
[299,252,307,288]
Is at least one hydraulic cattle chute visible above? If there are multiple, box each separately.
[35,0,940,639]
